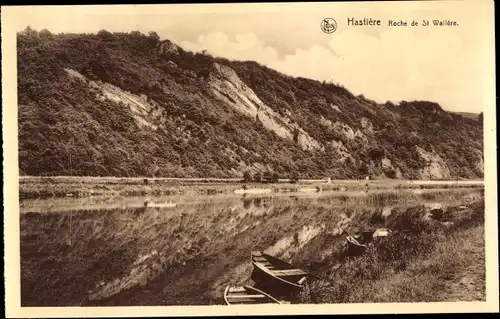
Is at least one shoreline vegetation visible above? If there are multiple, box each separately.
[18,176,484,200]
[298,208,485,303]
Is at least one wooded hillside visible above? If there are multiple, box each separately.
[17,28,484,179]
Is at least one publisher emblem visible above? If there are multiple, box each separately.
[321,18,337,34]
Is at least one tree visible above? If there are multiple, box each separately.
[384,167,397,179]
[242,171,252,183]
[253,172,262,183]
[263,171,272,183]
[263,171,279,183]
[148,31,160,41]
[21,25,38,37]
[293,128,300,143]
[152,82,162,92]
[385,100,396,107]
[197,67,211,80]
[478,112,483,123]
[358,163,369,176]
[272,172,279,183]
[290,171,299,183]
[97,29,115,41]
[130,31,143,37]
[39,29,53,40]
[368,147,385,160]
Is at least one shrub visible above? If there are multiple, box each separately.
[253,172,262,183]
[242,171,252,183]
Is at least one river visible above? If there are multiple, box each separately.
[19,187,483,306]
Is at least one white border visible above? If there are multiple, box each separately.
[3,1,498,317]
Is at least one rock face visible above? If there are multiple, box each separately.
[17,30,484,178]
[64,68,159,130]
[209,63,323,151]
[415,146,452,179]
[360,117,374,132]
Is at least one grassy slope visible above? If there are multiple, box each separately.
[297,201,485,303]
[17,29,483,179]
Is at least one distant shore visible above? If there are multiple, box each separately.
[19,175,484,184]
[18,176,484,200]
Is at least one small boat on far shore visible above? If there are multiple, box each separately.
[224,285,283,305]
[143,200,177,208]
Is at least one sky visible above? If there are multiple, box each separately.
[10,1,493,113]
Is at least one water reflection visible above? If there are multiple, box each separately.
[20,187,478,214]
[253,197,262,208]
[264,224,326,261]
[242,198,252,209]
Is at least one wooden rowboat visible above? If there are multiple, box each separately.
[251,251,317,291]
[224,285,282,305]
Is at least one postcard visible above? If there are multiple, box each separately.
[2,1,498,317]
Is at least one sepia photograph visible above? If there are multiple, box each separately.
[2,1,498,317]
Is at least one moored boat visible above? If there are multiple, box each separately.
[250,251,317,293]
[224,285,282,305]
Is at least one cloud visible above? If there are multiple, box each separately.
[179,32,279,65]
[180,28,481,113]
[322,28,466,104]
[10,2,488,113]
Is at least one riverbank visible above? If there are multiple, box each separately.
[297,200,485,303]
[19,176,484,200]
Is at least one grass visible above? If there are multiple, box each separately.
[297,201,485,303]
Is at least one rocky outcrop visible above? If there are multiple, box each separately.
[360,117,374,132]
[415,146,452,179]
[328,140,354,163]
[209,63,323,151]
[64,68,159,130]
